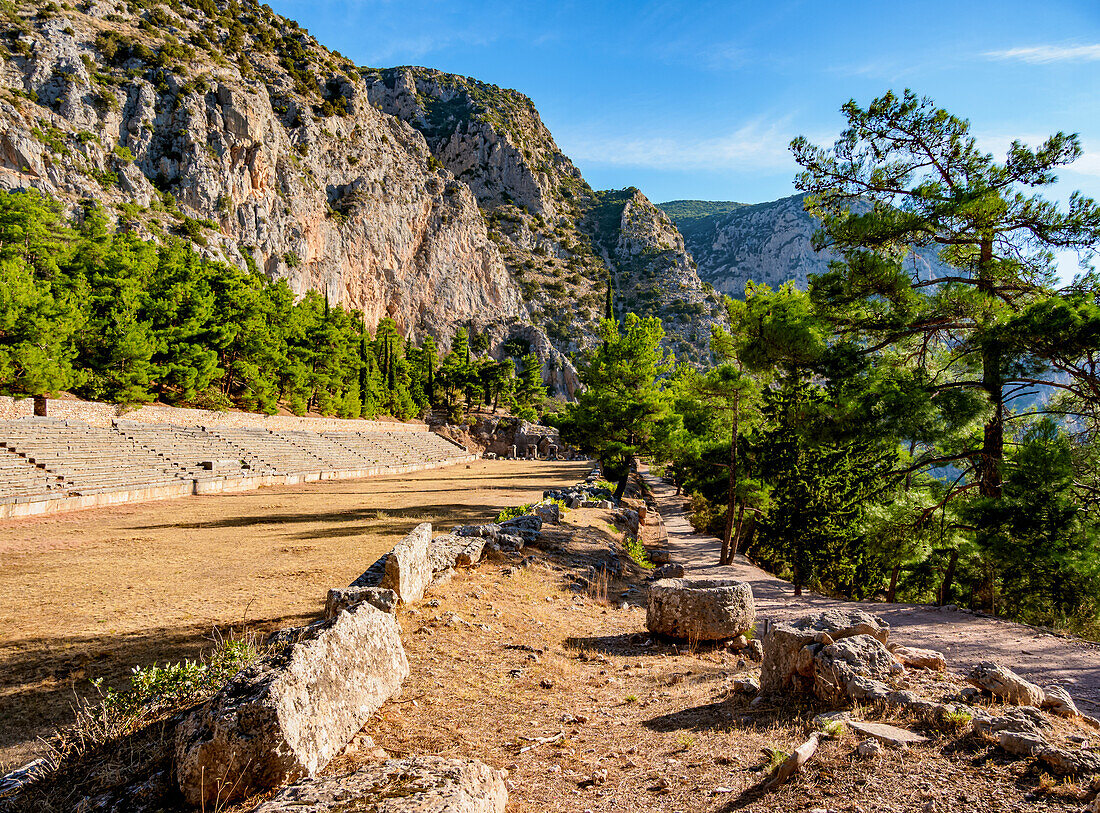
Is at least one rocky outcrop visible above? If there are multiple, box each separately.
[0,2,524,342]
[661,194,948,300]
[174,602,409,807]
[249,756,508,813]
[646,578,755,641]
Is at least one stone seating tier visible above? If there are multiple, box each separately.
[0,420,470,507]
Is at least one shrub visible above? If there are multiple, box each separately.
[496,503,532,523]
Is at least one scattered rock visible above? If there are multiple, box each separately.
[324,586,399,619]
[652,563,684,580]
[497,533,525,552]
[856,738,882,758]
[967,662,1045,707]
[649,549,672,565]
[890,645,947,671]
[733,677,759,695]
[248,756,508,812]
[848,720,929,749]
[175,603,409,807]
[646,578,755,641]
[745,638,764,661]
[533,502,561,524]
[1040,685,1081,718]
[998,730,1047,757]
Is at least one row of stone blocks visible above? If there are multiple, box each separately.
[173,522,506,812]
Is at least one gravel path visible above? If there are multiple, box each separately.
[644,470,1100,715]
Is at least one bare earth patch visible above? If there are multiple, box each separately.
[312,508,1095,813]
[0,459,588,770]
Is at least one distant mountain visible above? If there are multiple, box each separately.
[659,194,948,298]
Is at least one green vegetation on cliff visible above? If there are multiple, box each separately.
[0,190,542,421]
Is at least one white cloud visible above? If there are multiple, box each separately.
[556,119,803,173]
[984,44,1100,64]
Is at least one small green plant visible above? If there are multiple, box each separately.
[624,535,654,569]
[595,479,615,492]
[50,635,260,765]
[113,144,136,163]
[943,708,973,732]
[675,732,697,751]
[763,746,788,773]
[283,251,301,267]
[496,503,532,523]
[624,694,638,704]
[814,718,846,737]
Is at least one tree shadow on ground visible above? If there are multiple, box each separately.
[145,503,503,530]
[0,613,310,768]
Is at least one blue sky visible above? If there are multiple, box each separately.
[268,0,1100,211]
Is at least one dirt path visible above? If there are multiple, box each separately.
[0,459,589,770]
[644,470,1100,716]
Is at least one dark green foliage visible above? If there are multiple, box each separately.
[0,190,445,419]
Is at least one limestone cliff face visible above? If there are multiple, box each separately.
[0,1,522,340]
[663,194,946,298]
[367,68,723,364]
[588,189,723,362]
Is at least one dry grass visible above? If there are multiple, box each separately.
[7,482,1099,812]
[0,459,589,769]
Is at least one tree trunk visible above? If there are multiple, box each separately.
[720,398,740,566]
[940,547,960,605]
[730,504,746,561]
[886,564,900,604]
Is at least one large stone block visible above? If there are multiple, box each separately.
[175,603,409,807]
[381,522,433,604]
[248,757,508,812]
[760,610,890,695]
[813,634,903,702]
[324,586,398,618]
[968,661,1045,707]
[646,578,755,641]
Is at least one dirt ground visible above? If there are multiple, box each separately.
[0,459,588,770]
[313,507,1094,813]
[642,471,1100,719]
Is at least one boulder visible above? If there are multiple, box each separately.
[967,662,1045,707]
[533,502,561,524]
[248,756,508,812]
[597,500,614,509]
[455,538,487,567]
[175,603,409,807]
[1040,685,1082,718]
[499,515,542,543]
[813,634,905,702]
[455,524,501,540]
[646,578,755,641]
[496,533,524,552]
[616,508,639,535]
[381,522,433,604]
[324,586,398,619]
[890,645,946,671]
[760,610,890,695]
[649,549,672,565]
[427,534,467,574]
[621,497,648,526]
[652,563,684,580]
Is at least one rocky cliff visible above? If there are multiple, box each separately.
[0,0,528,343]
[0,0,724,394]
[661,194,947,298]
[364,67,723,364]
